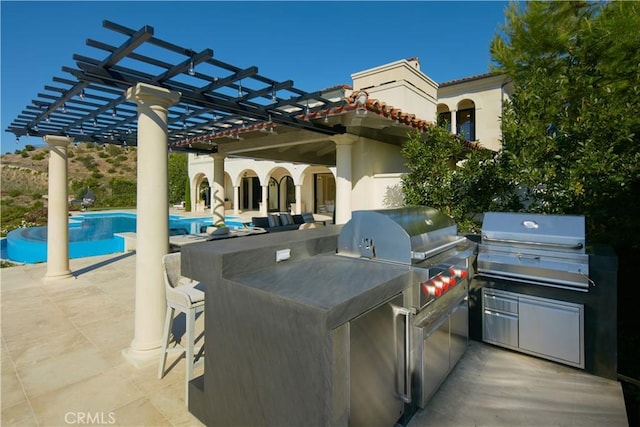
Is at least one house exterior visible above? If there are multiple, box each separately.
[187,59,513,221]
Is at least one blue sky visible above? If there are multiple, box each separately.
[1,1,509,153]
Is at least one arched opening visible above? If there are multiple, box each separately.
[199,179,210,210]
[268,177,279,211]
[192,173,210,213]
[265,175,295,212]
[314,173,336,214]
[456,99,476,141]
[240,170,260,211]
[437,103,452,132]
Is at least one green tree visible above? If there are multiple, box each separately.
[400,128,505,232]
[491,1,640,247]
[168,153,188,204]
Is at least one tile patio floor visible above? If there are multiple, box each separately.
[1,250,628,426]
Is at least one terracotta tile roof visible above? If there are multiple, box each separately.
[438,72,499,87]
[304,90,432,132]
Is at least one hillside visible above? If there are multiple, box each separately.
[1,142,138,234]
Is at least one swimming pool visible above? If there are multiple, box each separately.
[4,212,244,264]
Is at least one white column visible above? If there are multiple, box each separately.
[211,153,225,225]
[233,185,240,215]
[247,178,254,210]
[294,184,302,214]
[260,184,268,216]
[123,83,180,368]
[43,135,73,280]
[332,134,356,225]
[451,109,457,135]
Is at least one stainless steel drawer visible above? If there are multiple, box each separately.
[483,289,518,314]
[483,309,518,349]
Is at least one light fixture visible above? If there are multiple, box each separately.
[79,89,85,101]
[61,103,67,113]
[324,112,329,123]
[15,136,19,144]
[112,106,117,118]
[45,115,50,123]
[238,80,243,97]
[188,59,196,76]
[93,117,98,127]
[80,125,84,135]
[304,102,310,119]
[271,85,277,102]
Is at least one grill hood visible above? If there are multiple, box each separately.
[337,207,466,265]
[478,212,590,291]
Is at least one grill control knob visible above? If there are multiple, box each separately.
[421,282,441,298]
[431,278,447,292]
[440,275,456,288]
[450,268,468,279]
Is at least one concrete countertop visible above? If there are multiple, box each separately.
[227,253,413,328]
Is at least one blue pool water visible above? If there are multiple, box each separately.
[4,212,244,264]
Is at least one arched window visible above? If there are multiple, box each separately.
[437,104,452,132]
[456,99,476,141]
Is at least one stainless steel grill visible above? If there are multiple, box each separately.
[337,206,466,265]
[337,207,476,413]
[477,212,590,291]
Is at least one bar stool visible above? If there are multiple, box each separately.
[158,252,205,405]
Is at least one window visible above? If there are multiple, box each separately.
[438,111,452,132]
[456,108,475,141]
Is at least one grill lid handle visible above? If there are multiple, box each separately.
[482,236,584,250]
[411,237,467,260]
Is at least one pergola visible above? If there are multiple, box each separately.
[6,20,346,154]
[6,20,426,368]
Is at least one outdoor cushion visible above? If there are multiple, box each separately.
[280,213,294,226]
[267,214,281,228]
[292,215,304,225]
[252,217,269,228]
[301,212,315,223]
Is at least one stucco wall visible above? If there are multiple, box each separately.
[351,137,407,211]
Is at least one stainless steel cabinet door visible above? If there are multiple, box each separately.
[518,296,584,368]
[450,297,469,368]
[419,317,450,408]
[349,294,405,427]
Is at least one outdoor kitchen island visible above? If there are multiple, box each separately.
[180,207,477,427]
[181,225,412,427]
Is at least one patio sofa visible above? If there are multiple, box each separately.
[251,212,318,232]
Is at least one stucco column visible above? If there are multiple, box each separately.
[123,83,180,367]
[332,134,356,224]
[233,185,240,215]
[248,178,254,210]
[43,135,73,280]
[451,109,457,135]
[260,184,268,216]
[294,184,302,214]
[211,153,226,225]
